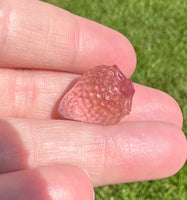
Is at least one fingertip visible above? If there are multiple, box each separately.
[100,121,187,185]
[125,84,183,128]
[74,15,137,77]
[154,123,187,178]
[39,165,94,200]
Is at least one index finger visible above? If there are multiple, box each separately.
[0,0,136,77]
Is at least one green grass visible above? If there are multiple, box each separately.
[41,0,187,199]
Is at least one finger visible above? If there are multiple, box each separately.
[123,83,183,128]
[0,69,182,127]
[0,164,94,200]
[0,118,186,186]
[0,0,136,76]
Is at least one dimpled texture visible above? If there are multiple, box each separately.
[58,65,135,124]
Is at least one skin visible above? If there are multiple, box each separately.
[0,0,186,199]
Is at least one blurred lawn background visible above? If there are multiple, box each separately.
[41,0,187,199]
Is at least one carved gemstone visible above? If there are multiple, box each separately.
[58,65,135,124]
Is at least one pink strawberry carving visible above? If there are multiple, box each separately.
[58,65,135,124]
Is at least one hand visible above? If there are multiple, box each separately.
[0,0,186,199]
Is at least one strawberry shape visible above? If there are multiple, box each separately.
[58,65,135,124]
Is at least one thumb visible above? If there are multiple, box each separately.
[0,164,94,200]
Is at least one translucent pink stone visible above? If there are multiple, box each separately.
[58,65,135,124]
